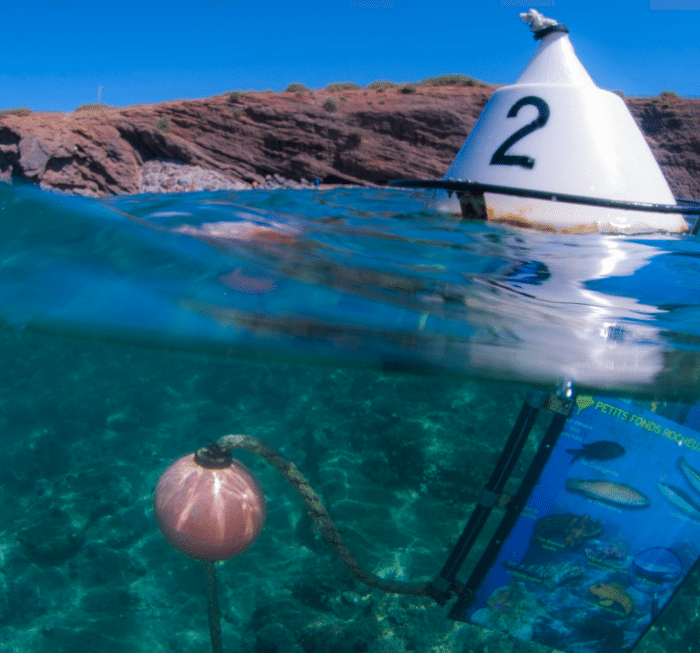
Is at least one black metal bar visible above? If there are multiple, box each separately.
[389,178,700,216]
[678,199,700,235]
[447,406,571,620]
[204,560,223,653]
[692,219,700,236]
[424,391,546,605]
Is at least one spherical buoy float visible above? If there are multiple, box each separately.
[153,445,266,560]
[434,9,687,234]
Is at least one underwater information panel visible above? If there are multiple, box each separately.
[458,395,700,653]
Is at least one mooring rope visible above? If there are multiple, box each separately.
[215,433,431,596]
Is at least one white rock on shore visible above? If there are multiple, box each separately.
[139,159,320,194]
[139,160,251,194]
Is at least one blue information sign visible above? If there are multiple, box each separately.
[460,395,700,652]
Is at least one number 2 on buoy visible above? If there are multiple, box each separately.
[490,96,550,169]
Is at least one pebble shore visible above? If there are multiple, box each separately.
[139,159,321,194]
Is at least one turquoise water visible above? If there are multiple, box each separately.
[1,182,699,652]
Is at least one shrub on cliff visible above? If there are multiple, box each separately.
[346,127,363,147]
[323,97,339,112]
[419,74,484,87]
[74,103,104,111]
[0,107,32,117]
[366,81,397,92]
[326,82,360,92]
[285,83,308,94]
[154,116,172,132]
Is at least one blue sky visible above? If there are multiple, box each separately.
[2,0,699,113]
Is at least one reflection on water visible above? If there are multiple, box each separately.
[3,182,700,399]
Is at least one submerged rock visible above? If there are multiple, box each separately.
[16,510,84,566]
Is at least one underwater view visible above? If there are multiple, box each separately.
[1,183,700,653]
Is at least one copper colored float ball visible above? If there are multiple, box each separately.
[153,451,266,560]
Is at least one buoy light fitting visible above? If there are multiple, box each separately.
[435,9,687,234]
[153,444,266,560]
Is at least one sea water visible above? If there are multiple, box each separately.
[0,182,698,652]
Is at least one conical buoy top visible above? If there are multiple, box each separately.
[437,9,686,233]
[154,447,266,560]
[515,11,594,87]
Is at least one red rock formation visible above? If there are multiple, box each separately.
[631,94,700,200]
[1,85,699,199]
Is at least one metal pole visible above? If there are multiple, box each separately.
[425,391,545,604]
[203,560,223,653]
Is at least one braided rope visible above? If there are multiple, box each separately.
[216,434,430,596]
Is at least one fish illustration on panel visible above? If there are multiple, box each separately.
[565,479,650,507]
[679,456,700,496]
[566,440,625,462]
[657,483,700,521]
[532,512,602,548]
[588,582,635,616]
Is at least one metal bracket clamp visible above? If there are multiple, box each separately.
[430,575,452,593]
[524,390,548,409]
[478,488,501,509]
[544,395,574,416]
[525,390,574,415]
[424,575,468,606]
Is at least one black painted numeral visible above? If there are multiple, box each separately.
[490,96,550,169]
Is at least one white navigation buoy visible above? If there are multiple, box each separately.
[435,9,687,234]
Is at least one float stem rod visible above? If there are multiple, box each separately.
[204,560,223,653]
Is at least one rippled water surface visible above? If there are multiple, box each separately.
[3,182,700,398]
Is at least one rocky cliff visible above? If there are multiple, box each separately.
[1,83,699,199]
